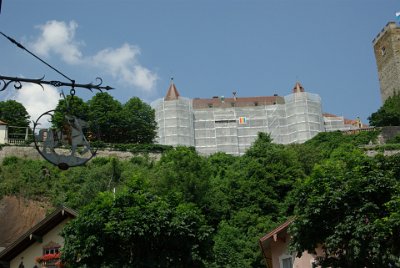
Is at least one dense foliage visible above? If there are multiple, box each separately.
[290,151,400,267]
[1,129,399,267]
[369,93,400,126]
[0,100,30,127]
[62,182,213,267]
[52,92,157,143]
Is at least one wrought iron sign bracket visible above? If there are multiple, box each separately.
[0,75,114,92]
[0,31,114,169]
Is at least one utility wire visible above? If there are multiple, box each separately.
[0,31,73,82]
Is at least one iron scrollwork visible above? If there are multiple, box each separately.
[0,75,113,92]
[0,31,113,169]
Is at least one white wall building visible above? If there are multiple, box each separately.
[152,81,360,155]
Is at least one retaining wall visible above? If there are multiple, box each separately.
[0,146,161,163]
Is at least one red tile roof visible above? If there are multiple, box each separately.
[192,96,285,109]
[323,113,368,127]
[164,80,180,101]
[322,113,340,118]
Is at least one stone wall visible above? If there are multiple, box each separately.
[0,146,161,164]
[365,149,400,157]
[381,126,400,141]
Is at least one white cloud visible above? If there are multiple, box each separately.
[30,20,158,92]
[14,84,60,128]
[131,65,158,91]
[91,44,158,91]
[32,20,83,64]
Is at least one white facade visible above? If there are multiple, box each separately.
[0,121,8,144]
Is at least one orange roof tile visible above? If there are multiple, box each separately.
[164,79,180,101]
[192,96,285,109]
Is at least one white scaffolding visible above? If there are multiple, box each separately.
[152,89,351,156]
[151,97,195,147]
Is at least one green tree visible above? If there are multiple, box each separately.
[120,97,157,143]
[290,151,400,267]
[212,208,276,268]
[52,95,89,128]
[206,152,238,226]
[154,146,211,208]
[206,133,304,267]
[369,93,400,126]
[0,100,30,127]
[62,179,213,267]
[243,132,305,214]
[87,92,123,143]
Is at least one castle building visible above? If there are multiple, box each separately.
[151,81,360,156]
[373,22,400,103]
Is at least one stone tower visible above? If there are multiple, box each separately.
[373,22,400,103]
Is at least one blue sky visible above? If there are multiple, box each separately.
[0,0,398,124]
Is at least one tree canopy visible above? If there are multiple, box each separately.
[0,100,30,127]
[290,152,400,267]
[1,127,399,267]
[369,93,400,126]
[62,178,213,268]
[51,92,157,144]
[120,97,157,144]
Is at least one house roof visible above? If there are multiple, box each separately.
[259,217,295,246]
[164,79,180,101]
[259,218,295,265]
[323,113,342,118]
[0,120,7,125]
[323,113,369,128]
[0,206,77,262]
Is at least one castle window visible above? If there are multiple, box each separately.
[208,103,213,108]
[381,46,386,56]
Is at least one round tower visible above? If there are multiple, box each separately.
[151,79,195,146]
[284,82,324,143]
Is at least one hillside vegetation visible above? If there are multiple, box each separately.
[1,129,400,267]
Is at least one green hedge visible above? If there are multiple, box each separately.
[90,142,173,153]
